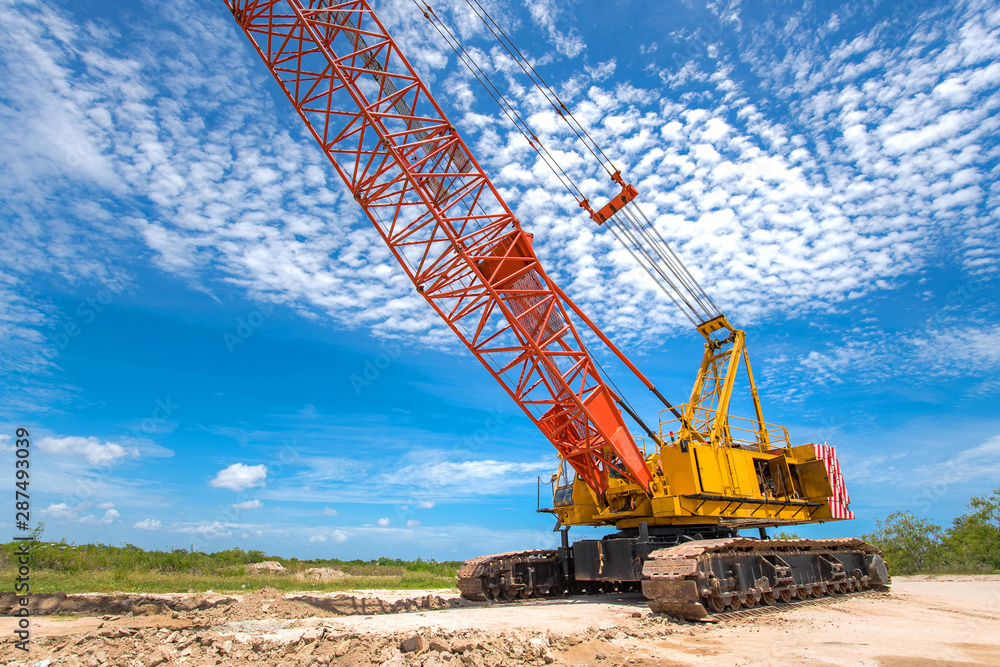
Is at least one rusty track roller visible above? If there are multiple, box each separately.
[641,537,890,620]
[458,549,561,601]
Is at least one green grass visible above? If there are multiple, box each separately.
[0,539,461,594]
[3,569,458,594]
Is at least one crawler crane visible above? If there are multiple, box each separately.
[221,0,889,618]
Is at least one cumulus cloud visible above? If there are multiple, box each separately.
[377,517,390,527]
[40,503,75,521]
[382,457,553,494]
[173,521,233,540]
[233,499,263,510]
[210,463,268,492]
[40,502,119,525]
[134,519,162,530]
[38,436,138,466]
[309,529,348,543]
[96,509,120,524]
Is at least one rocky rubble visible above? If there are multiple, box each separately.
[0,623,603,666]
[0,587,698,666]
[0,588,471,621]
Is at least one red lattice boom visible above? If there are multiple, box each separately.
[223,0,653,496]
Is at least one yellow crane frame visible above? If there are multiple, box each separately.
[551,316,843,531]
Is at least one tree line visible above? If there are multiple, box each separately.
[861,486,999,574]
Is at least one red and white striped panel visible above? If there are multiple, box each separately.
[813,442,855,520]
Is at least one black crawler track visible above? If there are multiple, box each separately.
[642,537,890,619]
[457,538,890,620]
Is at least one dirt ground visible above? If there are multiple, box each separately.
[1,575,998,666]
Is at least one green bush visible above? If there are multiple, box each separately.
[863,487,1000,575]
[0,538,461,591]
[862,511,944,574]
[943,488,1000,571]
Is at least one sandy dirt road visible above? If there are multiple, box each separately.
[1,576,998,666]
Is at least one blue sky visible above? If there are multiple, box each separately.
[1,0,998,560]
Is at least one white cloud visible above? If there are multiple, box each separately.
[210,463,268,492]
[270,450,557,504]
[938,433,1000,484]
[321,506,338,516]
[173,521,233,540]
[772,320,1000,401]
[910,324,1000,376]
[382,457,553,494]
[37,436,138,466]
[233,499,263,510]
[850,431,1000,492]
[97,509,120,524]
[377,517,390,527]
[1,0,990,357]
[309,529,348,543]
[406,520,421,527]
[525,0,585,58]
[40,502,118,525]
[134,519,162,531]
[40,503,75,521]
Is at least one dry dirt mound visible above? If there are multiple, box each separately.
[245,560,287,573]
[296,567,348,581]
[0,587,474,622]
[0,591,235,617]
[0,622,573,667]
[187,587,476,625]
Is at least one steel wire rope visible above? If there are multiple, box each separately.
[616,203,720,321]
[584,341,659,451]
[463,0,618,177]
[414,0,591,206]
[600,219,698,326]
[613,207,700,314]
[453,0,725,325]
[409,1,727,435]
[402,1,731,480]
[623,203,721,317]
[418,0,702,322]
[606,223,699,325]
[580,196,708,321]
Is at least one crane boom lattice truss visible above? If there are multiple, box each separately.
[223,0,653,495]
